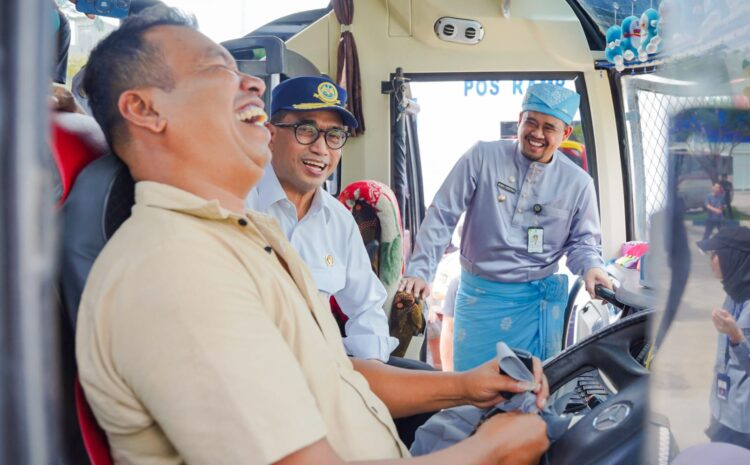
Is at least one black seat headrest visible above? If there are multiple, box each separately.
[60,154,134,330]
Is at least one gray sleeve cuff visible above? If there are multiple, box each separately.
[731,339,750,375]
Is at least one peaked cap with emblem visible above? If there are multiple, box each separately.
[522,83,580,126]
[271,75,358,128]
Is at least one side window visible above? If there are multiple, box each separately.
[621,74,733,239]
[54,2,118,86]
[410,78,594,219]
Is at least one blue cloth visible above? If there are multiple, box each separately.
[271,76,358,128]
[452,271,568,371]
[522,83,580,125]
[410,343,572,456]
[246,166,398,361]
[405,140,604,285]
[51,6,60,32]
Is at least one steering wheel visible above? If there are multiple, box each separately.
[541,310,655,465]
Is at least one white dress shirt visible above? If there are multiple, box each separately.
[246,167,399,361]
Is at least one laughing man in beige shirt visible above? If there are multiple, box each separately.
[75,6,549,465]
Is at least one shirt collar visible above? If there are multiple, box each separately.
[256,165,332,222]
[136,181,239,220]
[254,166,288,212]
[136,181,286,245]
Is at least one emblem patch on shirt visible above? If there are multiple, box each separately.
[497,181,516,194]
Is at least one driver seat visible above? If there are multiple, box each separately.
[60,154,135,465]
[75,377,114,465]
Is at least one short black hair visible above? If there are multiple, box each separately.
[83,5,197,153]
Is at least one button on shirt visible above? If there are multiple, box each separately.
[247,167,398,361]
[76,182,407,465]
[406,140,604,284]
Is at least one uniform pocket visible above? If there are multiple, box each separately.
[310,265,346,297]
[537,205,572,248]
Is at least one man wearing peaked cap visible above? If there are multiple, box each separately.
[270,75,360,127]
[401,83,612,370]
[247,75,401,363]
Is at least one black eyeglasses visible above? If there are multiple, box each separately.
[272,122,350,150]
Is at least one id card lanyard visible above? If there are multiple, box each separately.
[527,204,543,254]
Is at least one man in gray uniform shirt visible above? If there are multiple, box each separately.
[400,83,612,370]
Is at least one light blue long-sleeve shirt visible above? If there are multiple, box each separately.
[246,167,398,361]
[406,140,604,284]
[710,296,750,433]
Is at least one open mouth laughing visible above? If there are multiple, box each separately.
[235,105,268,126]
[525,136,547,150]
[302,158,328,173]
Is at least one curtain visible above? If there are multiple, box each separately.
[332,0,365,135]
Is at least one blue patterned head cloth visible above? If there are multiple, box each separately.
[522,84,580,126]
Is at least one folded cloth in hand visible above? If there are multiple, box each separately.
[410,342,573,456]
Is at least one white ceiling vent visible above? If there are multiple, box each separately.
[434,17,484,45]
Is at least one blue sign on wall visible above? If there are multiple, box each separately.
[463,80,567,97]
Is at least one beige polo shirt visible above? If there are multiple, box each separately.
[76,181,408,465]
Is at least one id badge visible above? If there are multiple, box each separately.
[527,227,544,254]
[716,373,731,401]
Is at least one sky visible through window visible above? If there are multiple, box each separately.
[163,0,330,42]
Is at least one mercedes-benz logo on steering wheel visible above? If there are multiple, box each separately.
[593,403,631,431]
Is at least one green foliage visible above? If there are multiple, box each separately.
[569,122,584,143]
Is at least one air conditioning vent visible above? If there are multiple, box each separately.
[434,17,484,45]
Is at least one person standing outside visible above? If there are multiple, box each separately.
[697,227,750,449]
[246,76,400,363]
[720,174,734,220]
[704,182,726,240]
[399,83,611,370]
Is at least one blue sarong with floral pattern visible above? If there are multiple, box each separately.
[453,270,568,371]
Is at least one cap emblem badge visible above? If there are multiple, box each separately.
[315,82,339,105]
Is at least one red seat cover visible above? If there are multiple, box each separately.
[51,113,108,205]
[74,376,113,465]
